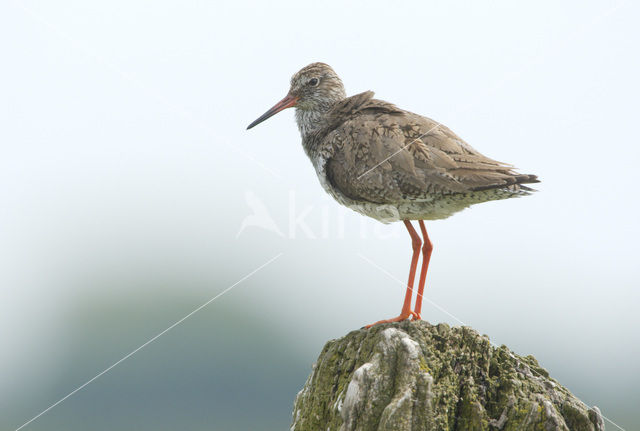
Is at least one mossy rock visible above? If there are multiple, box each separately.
[291,321,603,431]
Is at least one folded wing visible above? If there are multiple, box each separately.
[325,94,538,204]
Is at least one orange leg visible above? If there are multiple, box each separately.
[365,220,421,328]
[412,220,433,320]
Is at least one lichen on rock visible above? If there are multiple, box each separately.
[291,321,603,431]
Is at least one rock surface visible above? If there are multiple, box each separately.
[291,321,604,431]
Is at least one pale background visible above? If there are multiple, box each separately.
[1,1,639,430]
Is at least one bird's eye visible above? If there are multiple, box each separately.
[308,78,319,87]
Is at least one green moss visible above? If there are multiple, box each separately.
[419,356,431,374]
[291,321,602,431]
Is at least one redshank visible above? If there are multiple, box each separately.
[247,63,539,327]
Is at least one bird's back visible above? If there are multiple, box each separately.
[307,91,538,221]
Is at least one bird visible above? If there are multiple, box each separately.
[247,62,539,328]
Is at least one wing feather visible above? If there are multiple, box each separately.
[324,94,538,204]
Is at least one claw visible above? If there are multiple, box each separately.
[364,312,415,329]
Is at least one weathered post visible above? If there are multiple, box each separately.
[291,321,604,431]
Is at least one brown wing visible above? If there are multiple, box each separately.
[325,95,538,204]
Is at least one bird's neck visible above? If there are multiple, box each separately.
[295,104,333,139]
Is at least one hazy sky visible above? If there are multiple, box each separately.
[2,1,639,430]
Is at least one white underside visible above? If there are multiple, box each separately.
[312,156,525,223]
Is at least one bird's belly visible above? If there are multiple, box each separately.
[317,173,459,223]
[314,159,523,223]
[340,195,502,223]
[344,200,463,223]
[321,178,523,224]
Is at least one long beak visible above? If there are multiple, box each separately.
[246,94,299,130]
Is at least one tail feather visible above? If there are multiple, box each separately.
[470,174,539,192]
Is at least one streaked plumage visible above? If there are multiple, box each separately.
[287,63,538,222]
[247,62,539,327]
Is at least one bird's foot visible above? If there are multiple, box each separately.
[411,312,422,321]
[364,311,419,329]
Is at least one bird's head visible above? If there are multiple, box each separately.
[247,62,346,130]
